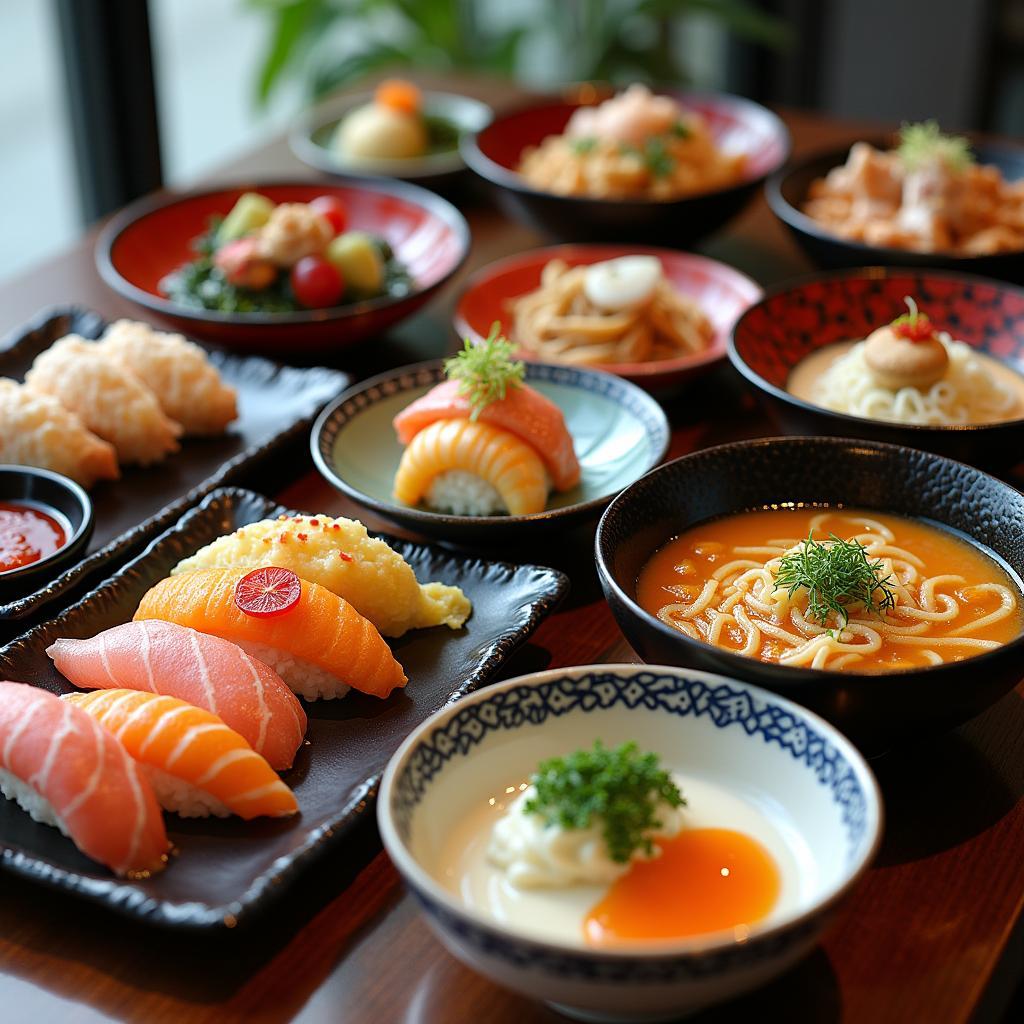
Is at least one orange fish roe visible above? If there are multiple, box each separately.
[297,533,308,542]
[309,520,319,527]
[375,79,421,115]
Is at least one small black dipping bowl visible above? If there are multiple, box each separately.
[461,91,790,246]
[728,267,1024,468]
[0,466,93,597]
[595,436,1024,750]
[767,138,1024,282]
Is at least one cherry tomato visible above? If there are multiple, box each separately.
[234,566,301,618]
[309,195,348,235]
[290,256,344,308]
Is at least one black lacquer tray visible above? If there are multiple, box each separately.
[0,307,349,620]
[0,487,568,928]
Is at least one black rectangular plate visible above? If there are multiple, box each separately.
[0,487,568,928]
[0,306,349,621]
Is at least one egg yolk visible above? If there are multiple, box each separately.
[583,828,781,945]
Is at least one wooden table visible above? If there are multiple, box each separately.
[1,76,1023,1024]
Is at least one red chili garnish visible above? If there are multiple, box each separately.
[234,567,301,618]
[338,550,353,562]
[297,533,308,542]
[892,315,935,342]
[309,519,319,527]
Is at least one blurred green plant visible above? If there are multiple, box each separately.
[247,0,792,107]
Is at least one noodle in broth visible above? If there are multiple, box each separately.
[636,509,1022,673]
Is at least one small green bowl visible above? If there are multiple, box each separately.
[310,361,670,542]
[291,91,493,187]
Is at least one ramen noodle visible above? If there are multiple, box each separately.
[802,122,1024,255]
[786,297,1024,426]
[637,508,1022,673]
[518,85,746,201]
[509,257,714,366]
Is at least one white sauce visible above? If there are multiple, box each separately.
[435,773,814,947]
[487,784,684,888]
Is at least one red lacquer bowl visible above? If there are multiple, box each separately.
[729,266,1024,466]
[454,244,763,392]
[461,91,789,245]
[96,180,470,353]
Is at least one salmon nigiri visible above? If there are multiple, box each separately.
[134,566,407,701]
[46,621,306,771]
[392,331,581,516]
[0,681,169,877]
[65,690,298,820]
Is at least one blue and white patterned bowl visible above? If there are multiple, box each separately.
[378,664,882,1022]
[311,361,670,543]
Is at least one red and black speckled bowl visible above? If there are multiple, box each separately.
[729,267,1024,467]
[595,436,1024,751]
[461,91,789,246]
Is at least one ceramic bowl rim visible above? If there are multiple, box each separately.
[377,661,883,962]
[290,90,494,179]
[454,242,764,379]
[0,464,93,580]
[595,434,1024,686]
[461,90,792,208]
[309,359,671,529]
[766,137,1024,264]
[727,265,1024,435]
[95,178,471,327]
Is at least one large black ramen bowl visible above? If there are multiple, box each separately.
[767,138,1024,282]
[595,436,1024,750]
[729,267,1024,468]
[462,91,789,246]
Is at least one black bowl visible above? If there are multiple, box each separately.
[728,267,1024,468]
[767,138,1024,283]
[595,436,1024,750]
[0,466,93,596]
[461,91,789,246]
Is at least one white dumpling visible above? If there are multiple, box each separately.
[24,336,181,467]
[0,378,119,488]
[97,320,237,436]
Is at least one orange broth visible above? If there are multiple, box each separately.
[636,508,1023,673]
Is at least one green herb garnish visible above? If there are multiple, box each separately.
[773,532,897,630]
[898,120,974,172]
[444,323,525,419]
[669,121,691,139]
[643,137,676,178]
[523,741,685,864]
[571,137,598,155]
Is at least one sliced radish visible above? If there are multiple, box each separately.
[234,566,301,618]
[583,256,663,311]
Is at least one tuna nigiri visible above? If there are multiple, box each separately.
[134,566,407,701]
[65,690,298,820]
[46,621,306,771]
[392,331,581,516]
[0,681,169,877]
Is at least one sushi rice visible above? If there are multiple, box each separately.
[425,470,507,516]
[0,769,64,832]
[238,640,351,701]
[144,766,231,819]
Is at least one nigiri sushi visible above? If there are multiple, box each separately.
[134,566,407,700]
[46,621,306,771]
[170,513,471,638]
[0,681,169,877]
[0,378,119,488]
[64,689,298,820]
[392,331,580,516]
[24,335,182,466]
[97,320,238,436]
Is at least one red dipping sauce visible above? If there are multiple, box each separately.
[0,502,67,572]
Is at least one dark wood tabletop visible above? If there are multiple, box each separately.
[1,74,1022,1024]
